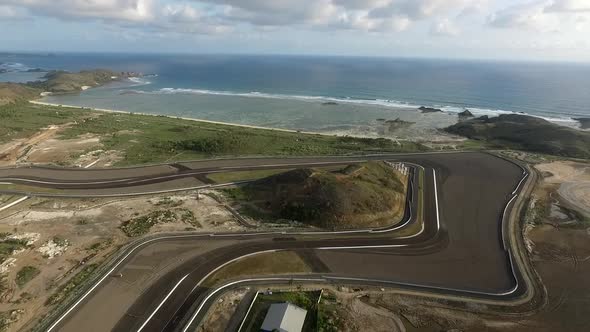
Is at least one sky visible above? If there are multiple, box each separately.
[1,0,590,62]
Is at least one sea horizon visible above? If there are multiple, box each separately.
[2,52,590,139]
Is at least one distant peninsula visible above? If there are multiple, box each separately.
[446,114,590,159]
[27,69,143,94]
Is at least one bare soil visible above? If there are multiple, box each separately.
[536,161,590,217]
[198,288,249,332]
[0,191,239,331]
[0,124,64,167]
[0,121,125,168]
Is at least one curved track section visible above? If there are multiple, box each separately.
[0,152,533,332]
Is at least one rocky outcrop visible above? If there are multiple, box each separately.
[458,109,474,118]
[419,106,443,113]
[574,118,590,129]
[385,118,414,131]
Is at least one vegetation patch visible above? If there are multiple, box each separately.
[177,208,200,227]
[120,208,201,237]
[85,238,114,253]
[317,291,346,332]
[0,236,29,264]
[15,266,40,288]
[46,263,99,306]
[153,197,183,208]
[120,210,177,237]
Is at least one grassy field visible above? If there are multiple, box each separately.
[58,111,428,165]
[204,251,310,287]
[0,102,92,144]
[1,101,430,166]
[16,266,41,288]
[0,184,59,194]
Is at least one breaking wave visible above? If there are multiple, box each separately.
[128,87,578,125]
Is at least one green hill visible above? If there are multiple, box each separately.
[0,83,40,105]
[238,161,407,229]
[446,114,590,159]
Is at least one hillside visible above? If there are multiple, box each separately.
[237,162,408,229]
[27,69,124,93]
[0,83,40,105]
[446,114,590,159]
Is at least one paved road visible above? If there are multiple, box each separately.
[8,152,527,332]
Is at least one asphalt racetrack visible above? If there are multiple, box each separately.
[0,152,527,332]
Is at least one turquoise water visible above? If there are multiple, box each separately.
[2,53,589,137]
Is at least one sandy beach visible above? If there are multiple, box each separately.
[29,100,326,136]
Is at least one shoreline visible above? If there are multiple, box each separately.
[29,100,328,136]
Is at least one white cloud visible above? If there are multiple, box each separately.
[546,0,590,13]
[158,4,232,34]
[3,0,154,22]
[487,0,590,32]
[488,1,559,31]
[0,0,489,35]
[0,5,23,19]
[196,0,485,32]
[431,18,460,36]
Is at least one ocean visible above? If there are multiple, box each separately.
[1,52,589,138]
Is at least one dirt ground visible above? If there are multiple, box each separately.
[198,288,250,332]
[0,190,240,332]
[325,287,407,332]
[0,124,65,167]
[0,123,123,168]
[536,161,590,217]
